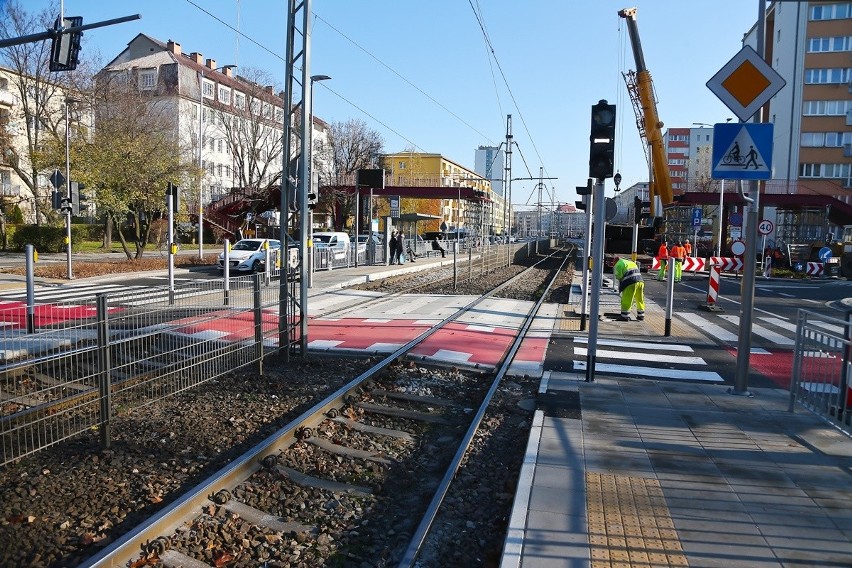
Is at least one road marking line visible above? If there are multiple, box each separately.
[574,347,706,366]
[719,315,794,345]
[573,361,723,382]
[573,337,694,352]
[675,312,738,342]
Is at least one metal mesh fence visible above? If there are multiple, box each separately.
[0,272,287,465]
[789,309,852,435]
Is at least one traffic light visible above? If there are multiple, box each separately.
[70,182,87,215]
[634,195,651,225]
[575,200,586,211]
[588,100,616,180]
[166,182,179,214]
[307,170,319,210]
[49,16,83,72]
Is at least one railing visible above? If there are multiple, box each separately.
[0,272,285,466]
[789,309,852,436]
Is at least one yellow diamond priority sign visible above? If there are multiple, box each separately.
[706,45,785,122]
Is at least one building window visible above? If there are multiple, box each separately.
[218,85,231,104]
[808,36,852,52]
[398,161,406,169]
[274,107,284,123]
[804,67,852,84]
[217,164,222,176]
[218,139,223,152]
[811,3,851,20]
[234,92,245,110]
[202,79,214,99]
[803,100,852,115]
[139,70,156,89]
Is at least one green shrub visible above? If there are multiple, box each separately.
[8,224,93,253]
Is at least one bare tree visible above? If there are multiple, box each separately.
[213,69,285,221]
[0,0,91,226]
[36,71,196,259]
[313,118,384,231]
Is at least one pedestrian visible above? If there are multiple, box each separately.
[395,231,405,264]
[389,230,398,264]
[683,239,692,257]
[671,241,685,282]
[406,241,418,262]
[614,257,645,321]
[763,253,772,278]
[432,236,447,258]
[657,240,669,281]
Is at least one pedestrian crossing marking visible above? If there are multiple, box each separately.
[719,315,794,345]
[757,316,797,333]
[573,361,723,383]
[573,347,706,366]
[676,312,738,342]
[573,337,694,352]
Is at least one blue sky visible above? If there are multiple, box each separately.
[31,0,758,208]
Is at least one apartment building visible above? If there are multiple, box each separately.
[0,66,86,223]
[99,34,329,215]
[744,1,852,244]
[382,152,507,237]
[663,127,690,192]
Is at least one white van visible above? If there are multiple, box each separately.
[312,231,350,260]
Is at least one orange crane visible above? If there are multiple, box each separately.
[618,7,674,212]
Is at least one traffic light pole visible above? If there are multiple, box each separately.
[585,178,606,382]
[64,101,73,280]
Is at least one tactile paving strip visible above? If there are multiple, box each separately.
[586,472,688,568]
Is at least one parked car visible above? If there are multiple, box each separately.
[217,238,281,272]
[312,231,350,260]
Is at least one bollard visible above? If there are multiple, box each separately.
[96,293,112,449]
[25,244,35,334]
[223,239,230,306]
[701,263,724,312]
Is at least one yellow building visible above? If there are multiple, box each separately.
[382,152,507,237]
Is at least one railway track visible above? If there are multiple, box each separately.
[80,251,571,568]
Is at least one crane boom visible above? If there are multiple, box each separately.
[618,7,674,207]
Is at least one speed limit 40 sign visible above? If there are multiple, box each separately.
[758,219,774,235]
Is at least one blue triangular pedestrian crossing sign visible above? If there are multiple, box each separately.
[711,123,773,180]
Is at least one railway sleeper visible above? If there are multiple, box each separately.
[331,416,415,440]
[160,549,213,568]
[354,401,453,424]
[275,464,373,496]
[221,499,312,534]
[305,436,393,464]
[371,388,463,408]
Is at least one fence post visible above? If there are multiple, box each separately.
[96,293,112,449]
[25,244,35,334]
[788,310,807,412]
[223,239,230,306]
[839,310,852,419]
[253,273,264,375]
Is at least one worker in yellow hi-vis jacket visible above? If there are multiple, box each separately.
[614,257,645,321]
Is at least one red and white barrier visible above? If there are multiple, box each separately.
[710,257,744,272]
[649,257,708,272]
[806,262,824,276]
[707,264,720,305]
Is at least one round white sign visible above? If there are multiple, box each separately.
[731,240,746,256]
[758,219,774,235]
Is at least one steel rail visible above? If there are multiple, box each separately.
[397,250,572,567]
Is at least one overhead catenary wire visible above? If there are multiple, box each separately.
[184,0,491,158]
[466,0,556,188]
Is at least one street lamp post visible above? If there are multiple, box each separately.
[693,120,731,256]
[198,64,236,258]
[307,74,330,288]
[64,97,80,280]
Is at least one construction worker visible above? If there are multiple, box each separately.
[657,240,669,281]
[614,257,645,321]
[671,241,686,282]
[684,239,692,257]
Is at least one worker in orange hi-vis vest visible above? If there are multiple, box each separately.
[684,239,692,257]
[657,240,669,281]
[670,241,686,282]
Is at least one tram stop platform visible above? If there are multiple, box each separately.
[500,272,852,567]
